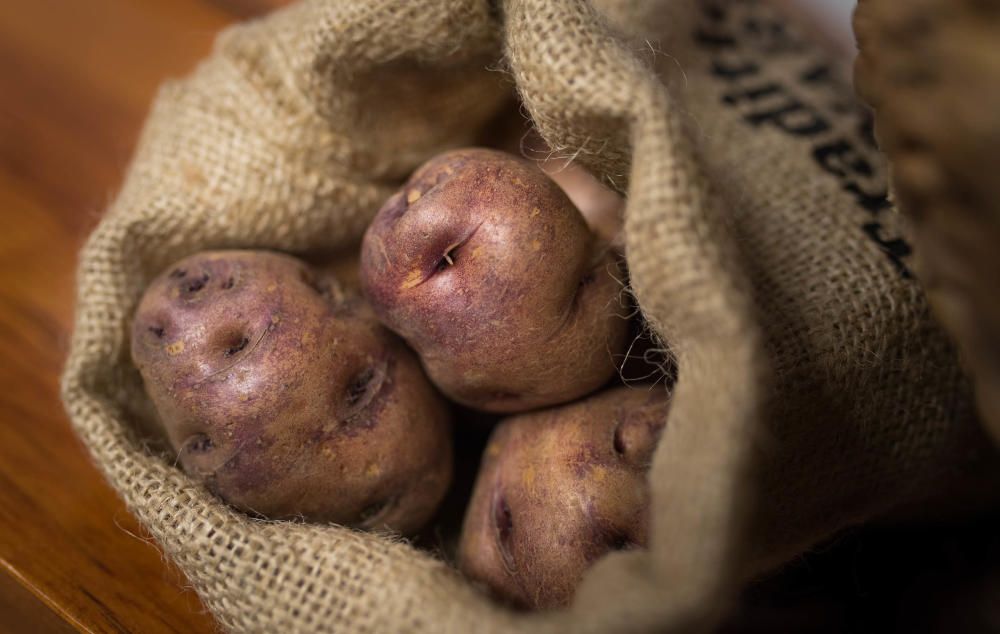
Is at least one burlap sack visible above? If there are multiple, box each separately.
[854,0,1000,446]
[61,0,996,631]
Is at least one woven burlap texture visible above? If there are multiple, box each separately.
[61,0,991,632]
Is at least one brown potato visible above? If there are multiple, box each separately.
[359,148,629,413]
[130,250,452,534]
[457,385,671,609]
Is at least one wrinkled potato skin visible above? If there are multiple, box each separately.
[360,148,629,413]
[131,250,452,534]
[457,386,670,609]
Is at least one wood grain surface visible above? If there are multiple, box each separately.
[0,1,287,632]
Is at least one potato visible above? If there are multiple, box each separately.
[457,385,671,608]
[359,148,629,413]
[130,250,452,534]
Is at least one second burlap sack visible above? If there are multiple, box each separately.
[61,0,996,631]
[854,0,1000,446]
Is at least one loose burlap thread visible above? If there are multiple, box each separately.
[61,0,994,632]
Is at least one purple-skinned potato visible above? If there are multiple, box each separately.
[130,250,452,534]
[360,148,629,413]
[458,385,671,608]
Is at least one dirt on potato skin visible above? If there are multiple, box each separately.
[359,148,630,414]
[130,250,453,535]
[457,385,671,609]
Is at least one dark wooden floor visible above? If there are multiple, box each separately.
[0,1,287,632]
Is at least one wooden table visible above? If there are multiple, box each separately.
[0,2,286,631]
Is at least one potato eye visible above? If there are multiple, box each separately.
[609,533,636,551]
[492,492,516,571]
[148,325,165,339]
[436,246,457,272]
[612,419,626,457]
[225,336,250,357]
[169,268,187,279]
[358,497,394,526]
[344,361,387,415]
[220,276,235,290]
[185,273,210,293]
[185,433,214,454]
[347,367,376,407]
[299,268,340,302]
[495,497,513,540]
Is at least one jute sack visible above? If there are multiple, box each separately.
[854,0,1000,446]
[61,0,996,632]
